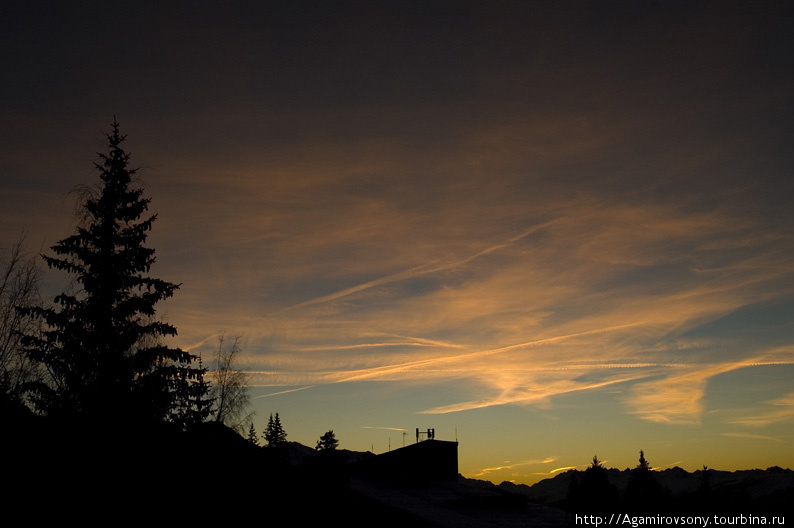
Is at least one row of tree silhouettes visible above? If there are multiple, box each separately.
[245,412,339,453]
[0,121,250,432]
[566,451,722,514]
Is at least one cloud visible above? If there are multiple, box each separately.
[279,220,561,312]
[721,433,786,443]
[626,347,794,424]
[729,391,794,427]
[7,20,792,431]
[549,466,578,475]
[254,386,316,398]
[199,192,794,427]
[361,426,407,432]
[475,457,558,478]
[424,372,650,415]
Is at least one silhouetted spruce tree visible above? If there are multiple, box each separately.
[264,412,287,447]
[247,423,259,445]
[316,430,338,452]
[313,429,345,489]
[623,450,666,512]
[574,455,619,513]
[20,121,209,427]
[171,354,213,428]
[689,465,714,512]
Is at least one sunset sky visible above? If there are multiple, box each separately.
[2,2,793,485]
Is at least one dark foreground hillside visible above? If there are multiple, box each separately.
[2,411,421,525]
[3,409,791,526]
[2,409,561,526]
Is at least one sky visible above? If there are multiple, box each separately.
[2,1,793,486]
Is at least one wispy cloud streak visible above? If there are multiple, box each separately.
[729,392,794,427]
[280,221,558,312]
[231,196,794,426]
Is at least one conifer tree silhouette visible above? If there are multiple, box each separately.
[20,121,209,426]
[623,450,666,512]
[247,423,259,445]
[692,465,714,512]
[316,430,338,452]
[574,455,619,513]
[264,412,287,447]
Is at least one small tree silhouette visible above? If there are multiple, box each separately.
[623,450,666,512]
[246,423,259,445]
[637,450,649,471]
[697,465,712,495]
[572,455,619,513]
[316,430,339,452]
[264,412,287,447]
[692,465,714,512]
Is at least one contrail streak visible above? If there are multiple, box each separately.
[334,322,645,383]
[280,220,559,312]
[253,385,315,398]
